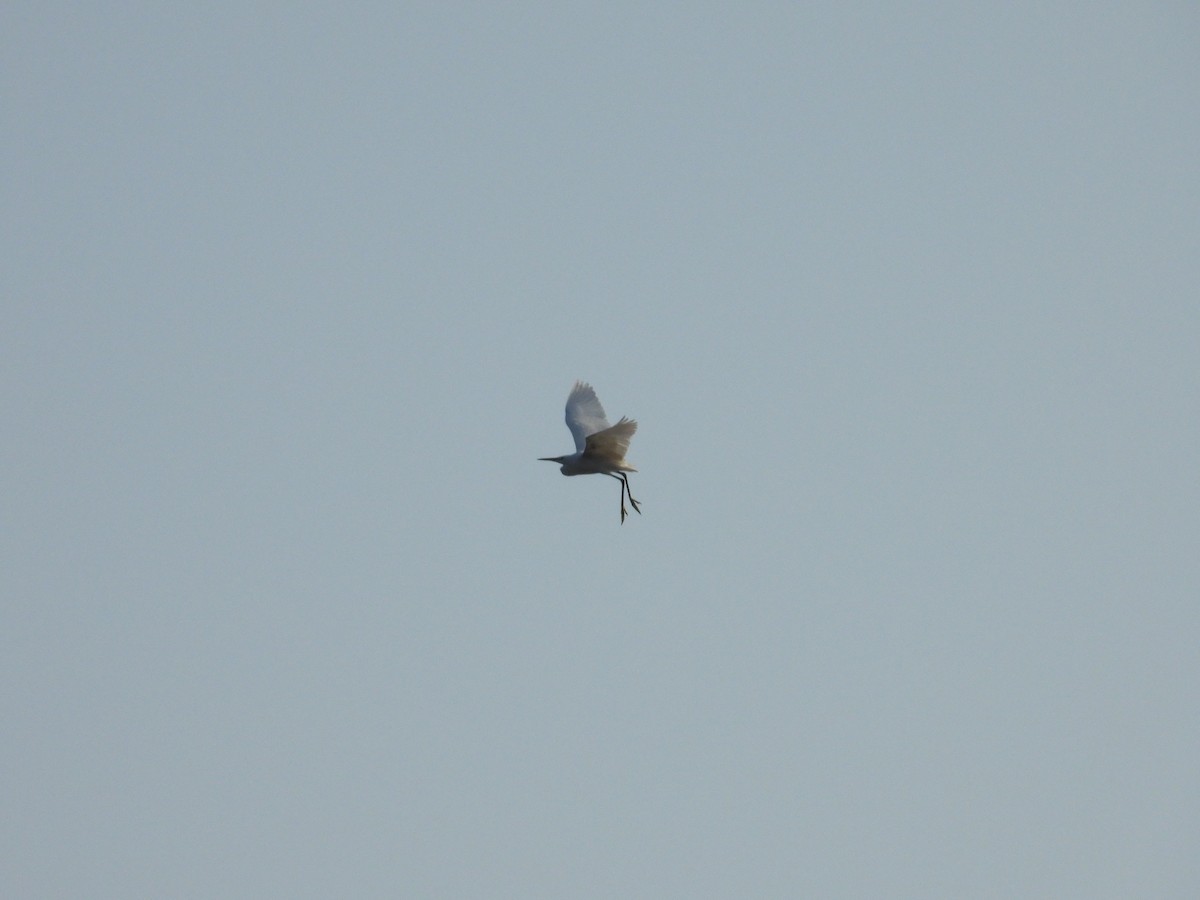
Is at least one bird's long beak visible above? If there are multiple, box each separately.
[538,456,564,463]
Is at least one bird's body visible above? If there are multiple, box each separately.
[540,381,642,523]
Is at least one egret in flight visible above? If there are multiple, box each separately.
[539,381,642,524]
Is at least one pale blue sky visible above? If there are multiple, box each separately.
[4,4,1198,897]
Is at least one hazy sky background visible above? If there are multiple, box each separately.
[4,3,1198,897]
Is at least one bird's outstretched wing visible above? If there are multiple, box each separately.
[584,417,637,466]
[564,381,611,452]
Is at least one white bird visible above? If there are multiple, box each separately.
[539,381,642,524]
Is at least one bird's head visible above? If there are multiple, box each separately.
[538,455,569,474]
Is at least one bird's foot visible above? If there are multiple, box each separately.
[627,496,642,515]
[619,504,628,524]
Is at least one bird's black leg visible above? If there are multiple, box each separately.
[608,473,631,523]
[621,473,642,516]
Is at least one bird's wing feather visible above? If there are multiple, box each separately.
[583,417,637,464]
[564,380,611,452]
